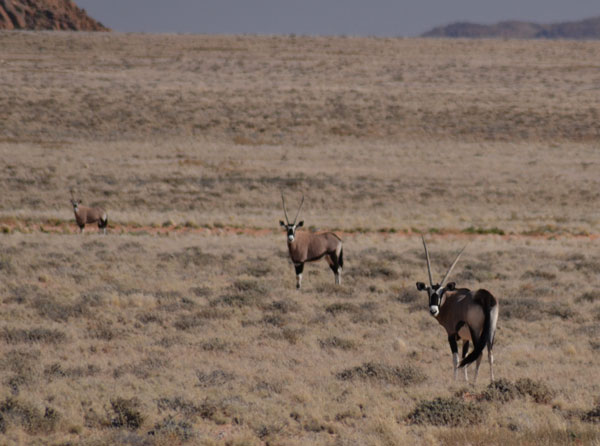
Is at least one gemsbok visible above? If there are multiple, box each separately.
[415,236,498,384]
[70,190,108,234]
[280,193,343,289]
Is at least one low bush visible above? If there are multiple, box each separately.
[406,397,484,427]
[110,398,144,430]
[1,327,67,345]
[337,362,426,386]
[0,397,59,434]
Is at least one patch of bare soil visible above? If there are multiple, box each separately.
[0,217,598,240]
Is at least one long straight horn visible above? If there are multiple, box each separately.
[440,244,467,287]
[292,193,304,225]
[69,188,75,201]
[281,192,290,224]
[421,235,433,287]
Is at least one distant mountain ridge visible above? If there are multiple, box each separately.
[422,16,600,39]
[0,0,108,31]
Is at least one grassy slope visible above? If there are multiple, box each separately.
[0,33,599,445]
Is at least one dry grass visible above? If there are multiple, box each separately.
[1,33,600,233]
[0,234,599,445]
[0,32,600,445]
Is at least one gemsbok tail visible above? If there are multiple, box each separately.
[338,247,344,269]
[459,289,497,368]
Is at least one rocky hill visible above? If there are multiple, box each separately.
[0,0,108,31]
[422,16,600,39]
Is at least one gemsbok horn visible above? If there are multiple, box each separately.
[415,236,498,384]
[280,192,343,289]
[70,189,108,234]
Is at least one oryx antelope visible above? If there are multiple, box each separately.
[280,193,343,289]
[70,190,108,234]
[416,237,498,384]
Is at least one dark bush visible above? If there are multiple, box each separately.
[189,286,212,298]
[395,289,419,304]
[481,378,519,403]
[502,298,542,321]
[319,336,358,350]
[211,279,267,307]
[174,314,204,331]
[268,299,299,314]
[347,259,398,280]
[110,398,144,430]
[159,247,216,268]
[582,404,600,423]
[325,302,359,316]
[245,261,272,278]
[544,303,575,320]
[32,296,89,322]
[196,370,235,388]
[6,284,45,305]
[87,321,117,341]
[150,415,194,442]
[1,327,67,344]
[406,397,484,426]
[231,279,267,296]
[514,378,554,404]
[262,314,286,327]
[44,362,100,382]
[315,283,354,297]
[0,397,59,434]
[336,362,426,386]
[521,270,556,281]
[576,291,600,303]
[200,338,230,352]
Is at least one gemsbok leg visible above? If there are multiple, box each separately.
[326,252,341,285]
[294,263,304,289]
[462,341,470,382]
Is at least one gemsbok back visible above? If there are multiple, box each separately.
[415,236,499,384]
[70,190,108,234]
[280,193,343,289]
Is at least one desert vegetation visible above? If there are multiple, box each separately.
[0,32,599,445]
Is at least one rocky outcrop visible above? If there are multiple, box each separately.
[0,0,108,31]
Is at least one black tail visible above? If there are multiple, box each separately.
[459,289,496,368]
[338,247,344,269]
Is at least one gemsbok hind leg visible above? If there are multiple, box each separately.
[294,263,304,289]
[327,253,341,285]
[462,341,470,382]
[449,335,459,381]
[473,353,483,385]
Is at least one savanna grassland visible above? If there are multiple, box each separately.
[0,32,600,445]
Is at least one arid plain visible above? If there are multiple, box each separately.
[0,32,600,445]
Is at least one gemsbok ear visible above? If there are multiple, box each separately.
[416,282,426,291]
[280,220,286,227]
[297,221,304,227]
[446,282,456,291]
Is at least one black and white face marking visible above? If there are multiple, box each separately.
[280,220,303,242]
[71,199,81,212]
[416,282,455,317]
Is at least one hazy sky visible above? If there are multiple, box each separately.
[76,0,599,37]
